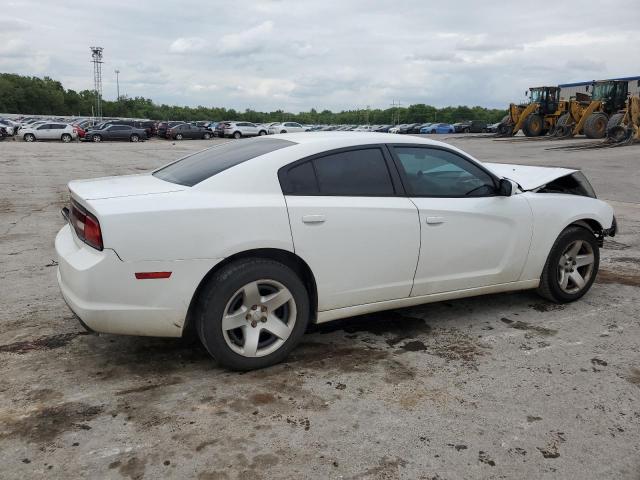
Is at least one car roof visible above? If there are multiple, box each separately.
[269,131,450,147]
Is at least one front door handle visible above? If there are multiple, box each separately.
[302,214,325,224]
[426,216,445,225]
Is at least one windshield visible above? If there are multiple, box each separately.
[529,89,544,103]
[592,82,615,100]
[154,138,296,186]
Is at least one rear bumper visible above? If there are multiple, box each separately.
[55,224,221,338]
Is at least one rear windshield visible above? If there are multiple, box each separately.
[153,138,296,186]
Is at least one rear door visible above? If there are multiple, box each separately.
[389,145,532,296]
[281,145,420,311]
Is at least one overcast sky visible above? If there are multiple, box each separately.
[1,0,638,112]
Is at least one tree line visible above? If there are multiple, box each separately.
[0,73,507,124]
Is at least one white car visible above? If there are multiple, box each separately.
[388,126,402,134]
[21,122,78,142]
[268,122,308,134]
[56,132,616,370]
[217,121,267,139]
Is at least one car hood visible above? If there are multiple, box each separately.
[484,162,577,191]
[69,173,184,200]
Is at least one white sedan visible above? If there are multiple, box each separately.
[56,133,616,370]
[268,122,308,134]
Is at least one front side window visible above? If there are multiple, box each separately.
[393,147,495,197]
[38,124,50,130]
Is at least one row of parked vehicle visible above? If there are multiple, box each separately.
[0,116,502,142]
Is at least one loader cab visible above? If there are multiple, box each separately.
[528,87,560,115]
[591,80,629,113]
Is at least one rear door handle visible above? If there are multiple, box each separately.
[426,216,445,225]
[302,215,325,224]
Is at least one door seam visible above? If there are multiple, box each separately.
[407,197,421,297]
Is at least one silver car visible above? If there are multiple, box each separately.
[219,122,268,139]
[267,122,308,134]
[20,122,78,142]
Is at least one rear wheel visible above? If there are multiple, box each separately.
[61,133,72,143]
[24,133,35,142]
[233,131,242,139]
[554,113,572,136]
[523,114,544,137]
[606,113,625,135]
[583,112,608,139]
[130,134,140,142]
[195,258,310,370]
[537,226,599,303]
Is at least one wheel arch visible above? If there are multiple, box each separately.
[182,248,318,338]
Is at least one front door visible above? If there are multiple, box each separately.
[389,145,533,296]
[282,146,420,311]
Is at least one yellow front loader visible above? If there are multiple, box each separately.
[497,87,568,137]
[607,95,640,144]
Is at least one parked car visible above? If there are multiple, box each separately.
[157,121,186,138]
[21,122,78,142]
[423,123,455,134]
[217,121,266,139]
[0,119,16,135]
[167,123,213,140]
[268,122,307,134]
[454,121,488,133]
[73,124,87,138]
[55,132,616,370]
[374,125,392,133]
[487,122,501,133]
[388,125,405,134]
[83,125,147,142]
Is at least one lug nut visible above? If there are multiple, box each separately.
[260,316,267,323]
[251,320,258,328]
[251,305,257,310]
[261,306,267,312]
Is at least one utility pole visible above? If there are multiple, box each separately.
[115,69,120,101]
[390,100,402,125]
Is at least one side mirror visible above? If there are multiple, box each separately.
[498,178,517,196]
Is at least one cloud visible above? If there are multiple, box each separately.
[169,37,207,54]
[217,21,274,55]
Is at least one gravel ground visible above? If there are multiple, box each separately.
[1,135,638,479]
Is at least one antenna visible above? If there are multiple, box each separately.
[90,47,104,119]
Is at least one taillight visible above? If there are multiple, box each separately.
[70,199,103,250]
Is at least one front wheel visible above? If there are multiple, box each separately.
[24,133,36,142]
[175,133,183,140]
[233,131,242,139]
[130,134,140,142]
[92,135,102,142]
[195,258,310,371]
[258,130,266,136]
[537,226,599,303]
[203,132,211,140]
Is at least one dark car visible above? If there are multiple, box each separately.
[167,123,213,140]
[157,121,186,138]
[373,125,392,132]
[83,125,147,142]
[398,123,420,134]
[453,120,488,133]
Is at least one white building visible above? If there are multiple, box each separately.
[559,76,640,100]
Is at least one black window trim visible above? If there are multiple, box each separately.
[278,144,405,197]
[387,143,501,198]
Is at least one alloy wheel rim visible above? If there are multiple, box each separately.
[221,279,296,358]
[557,240,595,294]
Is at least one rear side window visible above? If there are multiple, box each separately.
[280,148,395,196]
[154,138,296,187]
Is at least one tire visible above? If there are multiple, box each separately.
[130,134,140,142]
[280,130,287,134]
[523,114,544,137]
[606,113,625,134]
[258,130,266,136]
[92,135,102,142]
[463,128,470,133]
[203,132,211,140]
[233,131,242,139]
[195,258,310,371]
[536,226,600,303]
[24,133,35,142]
[175,133,183,140]
[61,133,72,143]
[583,112,608,139]
[554,113,571,136]
[497,114,513,135]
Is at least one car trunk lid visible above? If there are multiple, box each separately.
[68,173,185,201]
